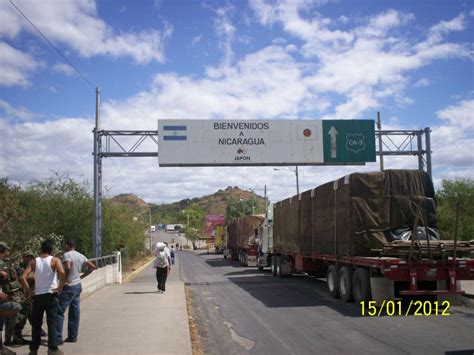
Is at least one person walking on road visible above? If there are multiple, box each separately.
[153,242,170,293]
[170,245,176,265]
[55,240,96,345]
[20,239,66,355]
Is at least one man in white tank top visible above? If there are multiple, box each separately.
[20,240,65,355]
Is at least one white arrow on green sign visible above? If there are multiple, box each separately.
[322,120,376,163]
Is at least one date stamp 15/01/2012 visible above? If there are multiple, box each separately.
[360,300,451,317]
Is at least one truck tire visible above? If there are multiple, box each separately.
[277,256,283,278]
[327,265,339,298]
[271,255,277,276]
[338,266,354,302]
[353,268,371,304]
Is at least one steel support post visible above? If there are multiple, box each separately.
[377,112,384,171]
[417,130,423,171]
[424,127,432,179]
[93,87,102,258]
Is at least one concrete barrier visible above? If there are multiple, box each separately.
[81,252,122,300]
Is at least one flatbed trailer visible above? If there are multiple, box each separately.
[269,252,474,303]
[260,170,474,304]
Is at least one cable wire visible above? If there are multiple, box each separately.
[9,0,96,89]
[108,158,135,194]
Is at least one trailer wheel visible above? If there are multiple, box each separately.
[339,266,354,302]
[275,256,281,277]
[353,268,371,304]
[271,255,277,276]
[327,265,339,298]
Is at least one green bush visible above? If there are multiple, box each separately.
[0,175,146,262]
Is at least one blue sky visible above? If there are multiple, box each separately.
[1,0,473,204]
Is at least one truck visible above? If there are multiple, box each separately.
[226,215,265,267]
[257,169,474,304]
[165,224,184,232]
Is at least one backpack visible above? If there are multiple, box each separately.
[154,250,168,268]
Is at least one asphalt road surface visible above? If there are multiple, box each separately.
[179,251,474,355]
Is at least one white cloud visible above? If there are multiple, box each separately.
[0,42,42,86]
[1,116,93,185]
[416,13,466,50]
[52,63,76,77]
[436,99,474,130]
[429,99,474,177]
[0,99,37,121]
[191,35,202,45]
[250,2,471,119]
[414,78,430,87]
[0,0,172,64]
[212,4,236,67]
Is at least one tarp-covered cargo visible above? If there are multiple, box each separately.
[227,215,265,249]
[273,170,436,256]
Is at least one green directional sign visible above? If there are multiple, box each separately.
[322,120,376,163]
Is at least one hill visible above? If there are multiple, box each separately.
[110,193,151,215]
[150,186,266,223]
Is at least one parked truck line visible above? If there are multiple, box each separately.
[242,169,473,304]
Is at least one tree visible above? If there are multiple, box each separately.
[0,178,23,245]
[180,205,205,243]
[225,196,258,222]
[436,178,474,241]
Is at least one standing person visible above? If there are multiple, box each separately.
[170,245,176,265]
[55,240,96,345]
[0,242,21,355]
[20,240,66,355]
[153,242,170,293]
[9,250,35,345]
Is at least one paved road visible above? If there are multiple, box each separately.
[180,251,474,355]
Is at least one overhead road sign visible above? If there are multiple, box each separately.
[323,120,376,163]
[158,119,375,167]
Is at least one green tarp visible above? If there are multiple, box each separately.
[273,170,436,256]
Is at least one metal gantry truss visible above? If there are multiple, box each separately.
[99,130,159,157]
[92,127,432,257]
[95,128,432,173]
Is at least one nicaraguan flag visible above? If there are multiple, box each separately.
[163,125,187,141]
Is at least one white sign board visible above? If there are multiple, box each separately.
[158,119,324,166]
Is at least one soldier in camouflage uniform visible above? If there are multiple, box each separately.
[0,244,29,346]
[5,251,37,345]
[0,242,21,355]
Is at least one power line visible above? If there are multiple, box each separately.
[108,158,135,194]
[9,0,96,89]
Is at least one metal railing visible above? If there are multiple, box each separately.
[89,252,121,271]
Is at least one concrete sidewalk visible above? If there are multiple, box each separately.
[9,253,192,355]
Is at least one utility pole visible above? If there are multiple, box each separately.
[93,87,102,258]
[148,208,152,254]
[295,166,299,196]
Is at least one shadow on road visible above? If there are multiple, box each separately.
[124,291,159,295]
[227,275,363,317]
[204,257,245,268]
[224,269,270,276]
